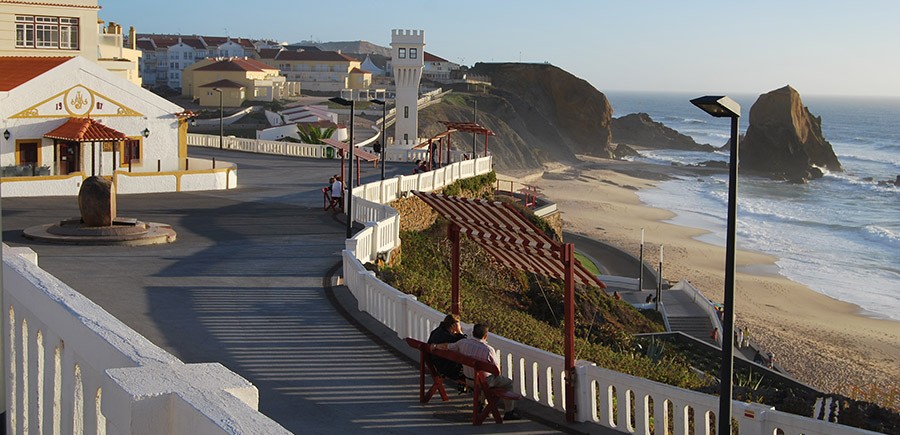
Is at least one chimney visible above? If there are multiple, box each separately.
[129,26,136,49]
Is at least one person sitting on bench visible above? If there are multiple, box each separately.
[427,314,467,391]
[330,175,344,211]
[435,323,520,420]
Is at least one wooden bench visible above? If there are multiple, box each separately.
[405,337,522,425]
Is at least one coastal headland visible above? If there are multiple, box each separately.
[504,154,900,406]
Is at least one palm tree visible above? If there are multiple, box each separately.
[297,124,336,144]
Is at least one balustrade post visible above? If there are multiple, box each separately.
[574,360,595,422]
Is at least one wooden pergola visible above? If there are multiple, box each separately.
[413,191,606,423]
[321,138,379,186]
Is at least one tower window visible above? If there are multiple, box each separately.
[398,48,406,59]
[404,106,409,118]
[409,48,417,59]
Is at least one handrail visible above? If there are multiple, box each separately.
[672,279,724,347]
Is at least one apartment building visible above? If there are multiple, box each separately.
[182,57,298,107]
[258,48,369,92]
[0,0,141,85]
[134,33,261,89]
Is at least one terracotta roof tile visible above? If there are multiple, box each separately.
[194,58,276,72]
[0,1,99,9]
[258,48,283,60]
[349,67,370,74]
[44,118,127,142]
[198,79,245,89]
[275,50,357,62]
[424,52,449,62]
[0,56,73,91]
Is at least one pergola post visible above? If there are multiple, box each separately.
[449,223,461,316]
[563,242,576,422]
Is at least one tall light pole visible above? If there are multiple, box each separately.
[691,95,741,435]
[472,99,477,159]
[213,88,224,150]
[330,97,355,239]
[370,98,388,180]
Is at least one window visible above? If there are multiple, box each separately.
[121,139,141,165]
[404,106,409,118]
[15,16,78,49]
[398,48,406,59]
[409,48,417,59]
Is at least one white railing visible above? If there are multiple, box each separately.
[339,161,877,435]
[2,245,289,434]
[672,280,724,347]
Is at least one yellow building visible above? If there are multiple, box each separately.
[0,0,142,85]
[258,49,362,92]
[182,57,297,107]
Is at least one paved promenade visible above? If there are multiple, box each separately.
[2,148,577,434]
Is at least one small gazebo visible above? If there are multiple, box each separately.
[43,117,128,176]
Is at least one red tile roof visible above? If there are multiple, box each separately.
[194,58,276,72]
[198,79,246,89]
[274,50,357,62]
[0,1,99,9]
[257,48,283,60]
[349,67,370,74]
[0,56,73,91]
[44,118,127,142]
[424,52,449,63]
[135,39,156,51]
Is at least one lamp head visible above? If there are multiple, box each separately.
[329,97,353,107]
[3,129,10,141]
[691,95,740,118]
[142,128,150,138]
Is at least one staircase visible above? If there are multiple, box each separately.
[667,316,716,346]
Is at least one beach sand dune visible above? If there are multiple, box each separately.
[506,155,900,406]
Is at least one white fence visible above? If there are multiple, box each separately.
[339,162,876,435]
[2,245,289,434]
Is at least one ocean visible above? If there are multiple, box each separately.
[605,91,900,321]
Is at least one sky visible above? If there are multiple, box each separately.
[100,0,900,98]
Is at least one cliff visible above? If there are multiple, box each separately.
[611,113,715,151]
[741,86,842,180]
[469,63,614,157]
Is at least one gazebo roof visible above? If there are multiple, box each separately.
[44,118,127,142]
[320,138,379,162]
[413,191,605,289]
[439,121,495,136]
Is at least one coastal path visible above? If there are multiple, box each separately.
[1,148,570,434]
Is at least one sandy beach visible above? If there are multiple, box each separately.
[502,155,900,407]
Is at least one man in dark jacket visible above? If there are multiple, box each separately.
[427,314,466,381]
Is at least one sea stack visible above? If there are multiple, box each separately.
[741,85,841,181]
[611,113,716,151]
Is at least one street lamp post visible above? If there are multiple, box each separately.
[472,99,478,159]
[691,95,741,435]
[370,98,388,180]
[330,97,355,239]
[213,88,223,150]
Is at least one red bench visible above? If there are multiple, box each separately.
[405,337,522,425]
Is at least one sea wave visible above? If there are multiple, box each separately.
[836,152,900,169]
[863,225,900,246]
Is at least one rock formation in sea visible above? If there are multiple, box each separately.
[741,85,842,181]
[611,113,716,152]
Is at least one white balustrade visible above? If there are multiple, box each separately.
[3,245,289,434]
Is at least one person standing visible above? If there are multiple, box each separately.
[736,327,745,349]
[710,327,719,344]
[434,324,520,420]
[330,175,344,211]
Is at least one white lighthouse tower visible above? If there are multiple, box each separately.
[390,29,425,146]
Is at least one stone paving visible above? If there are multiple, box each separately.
[1,148,575,434]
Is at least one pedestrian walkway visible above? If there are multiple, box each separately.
[1,148,568,434]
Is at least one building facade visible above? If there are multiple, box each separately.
[390,29,425,146]
[182,57,296,107]
[134,34,258,89]
[257,48,364,92]
[0,56,189,196]
[0,0,141,85]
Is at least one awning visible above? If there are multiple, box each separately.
[439,121,495,136]
[413,191,605,288]
[43,118,127,142]
[321,138,379,162]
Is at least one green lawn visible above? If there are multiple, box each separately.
[576,252,601,275]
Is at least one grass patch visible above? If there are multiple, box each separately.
[575,252,601,275]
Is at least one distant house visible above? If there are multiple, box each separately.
[0,0,142,85]
[385,51,459,83]
[257,48,363,92]
[0,56,190,196]
[181,57,298,107]
[133,34,259,89]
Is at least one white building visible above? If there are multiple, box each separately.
[0,56,191,196]
[134,34,257,89]
[390,29,425,146]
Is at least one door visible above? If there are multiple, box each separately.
[58,142,81,175]
[18,142,38,166]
